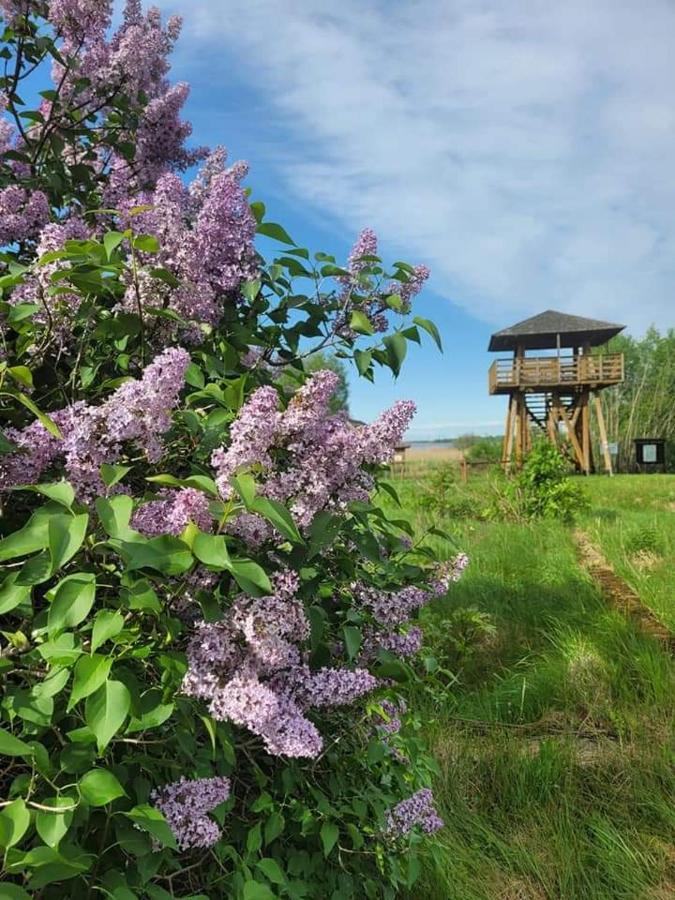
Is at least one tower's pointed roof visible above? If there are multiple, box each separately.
[488,310,625,352]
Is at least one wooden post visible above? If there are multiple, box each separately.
[502,396,513,467]
[581,389,591,474]
[593,391,613,475]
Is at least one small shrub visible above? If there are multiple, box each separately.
[493,442,588,523]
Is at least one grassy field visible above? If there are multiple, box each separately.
[383,469,675,900]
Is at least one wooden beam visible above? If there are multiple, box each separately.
[502,396,515,467]
[593,391,613,476]
[558,399,585,471]
[581,389,591,474]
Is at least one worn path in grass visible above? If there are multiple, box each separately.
[574,529,675,653]
[384,472,675,900]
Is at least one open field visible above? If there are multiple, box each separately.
[382,470,675,900]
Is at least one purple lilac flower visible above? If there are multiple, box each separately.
[48,0,112,40]
[132,488,212,536]
[373,698,407,736]
[213,371,415,541]
[0,186,50,245]
[64,347,189,496]
[387,264,430,313]
[354,583,430,627]
[386,788,444,837]
[429,553,470,596]
[0,404,84,489]
[211,385,282,498]
[152,776,231,850]
[362,627,424,661]
[276,664,378,710]
[209,667,323,759]
[0,348,189,498]
[189,165,257,292]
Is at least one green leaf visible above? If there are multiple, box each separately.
[20,481,75,509]
[0,885,31,899]
[227,558,272,595]
[307,511,342,559]
[0,428,17,454]
[349,310,375,335]
[48,573,96,634]
[79,768,126,806]
[35,797,75,848]
[0,572,32,614]
[230,472,257,507]
[256,221,295,244]
[125,805,177,849]
[320,821,339,857]
[48,513,89,572]
[95,495,135,539]
[132,234,159,253]
[243,883,275,900]
[68,654,112,710]
[0,727,35,757]
[85,680,130,753]
[383,333,407,377]
[343,626,362,661]
[264,810,285,846]
[100,463,132,488]
[0,506,53,561]
[126,700,174,734]
[16,392,63,438]
[7,365,33,388]
[103,231,126,260]
[413,315,443,351]
[191,532,229,569]
[354,348,372,376]
[256,858,285,885]
[250,496,303,544]
[0,798,30,849]
[247,821,262,853]
[121,536,192,575]
[90,609,124,653]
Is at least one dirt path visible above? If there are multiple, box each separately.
[574,529,675,652]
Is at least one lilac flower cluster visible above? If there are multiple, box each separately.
[373,698,406,736]
[0,186,50,245]
[118,154,257,336]
[334,229,429,335]
[8,218,90,337]
[386,788,444,837]
[361,627,424,662]
[0,348,189,497]
[132,488,212,536]
[429,552,470,595]
[182,571,377,758]
[211,370,416,538]
[152,776,231,850]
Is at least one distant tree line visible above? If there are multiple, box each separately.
[599,327,675,471]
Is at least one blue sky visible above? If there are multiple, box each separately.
[152,0,675,439]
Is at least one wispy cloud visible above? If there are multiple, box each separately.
[160,0,675,333]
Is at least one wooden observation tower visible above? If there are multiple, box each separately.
[488,311,625,474]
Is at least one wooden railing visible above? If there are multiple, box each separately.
[488,353,624,393]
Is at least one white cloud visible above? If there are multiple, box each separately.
[159,0,675,332]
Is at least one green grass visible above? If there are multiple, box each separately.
[384,471,675,900]
[581,475,675,629]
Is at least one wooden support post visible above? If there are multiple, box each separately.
[514,395,522,465]
[546,396,557,445]
[502,396,515,467]
[593,391,613,475]
[560,398,585,471]
[581,389,591,475]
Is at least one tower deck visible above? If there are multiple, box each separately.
[488,353,624,395]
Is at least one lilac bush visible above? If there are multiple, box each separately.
[0,3,465,898]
